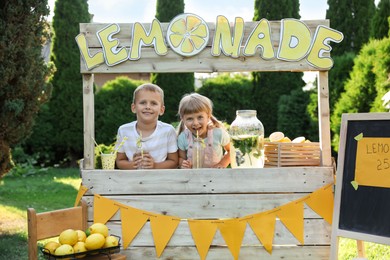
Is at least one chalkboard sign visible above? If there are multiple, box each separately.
[331,112,390,258]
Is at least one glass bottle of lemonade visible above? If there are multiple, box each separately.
[229,110,264,168]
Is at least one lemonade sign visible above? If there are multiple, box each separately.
[75,13,343,71]
[354,136,390,188]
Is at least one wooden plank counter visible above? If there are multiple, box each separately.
[81,167,334,259]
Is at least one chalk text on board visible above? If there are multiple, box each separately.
[377,158,389,171]
[366,142,390,154]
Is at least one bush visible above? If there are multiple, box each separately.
[95,77,145,145]
[9,146,49,177]
[22,103,57,166]
[197,74,253,124]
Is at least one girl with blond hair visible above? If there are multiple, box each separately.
[177,93,230,169]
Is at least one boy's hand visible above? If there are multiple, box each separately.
[132,153,142,169]
[140,152,155,169]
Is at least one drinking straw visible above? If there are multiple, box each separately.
[91,136,103,154]
[139,131,143,159]
[196,130,199,168]
[114,136,128,154]
[136,131,144,168]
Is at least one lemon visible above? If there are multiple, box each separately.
[85,233,105,250]
[73,241,87,258]
[44,241,61,254]
[292,136,306,143]
[280,136,292,142]
[88,223,109,237]
[103,235,119,248]
[75,230,87,242]
[59,229,78,246]
[269,131,285,142]
[55,244,74,256]
[167,13,209,56]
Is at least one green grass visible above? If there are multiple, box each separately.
[0,168,80,260]
[1,168,390,259]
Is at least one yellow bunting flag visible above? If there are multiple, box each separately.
[305,184,334,224]
[93,194,119,224]
[247,210,277,254]
[150,214,181,257]
[216,219,247,260]
[188,219,218,260]
[74,185,88,207]
[277,201,305,244]
[120,206,149,249]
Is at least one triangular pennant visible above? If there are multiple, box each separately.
[217,219,247,260]
[305,184,334,224]
[247,210,276,254]
[93,194,120,224]
[188,219,218,260]
[150,214,181,257]
[120,205,149,249]
[277,201,304,244]
[74,185,88,207]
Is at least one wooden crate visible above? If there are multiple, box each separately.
[264,142,321,167]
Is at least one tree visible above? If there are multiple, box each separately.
[328,53,356,114]
[0,0,51,177]
[48,0,90,165]
[151,0,194,123]
[331,37,390,151]
[326,0,376,56]
[252,0,305,135]
[277,89,315,140]
[370,0,390,40]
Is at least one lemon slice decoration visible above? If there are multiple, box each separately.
[167,13,209,56]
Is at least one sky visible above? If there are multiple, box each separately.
[47,0,329,23]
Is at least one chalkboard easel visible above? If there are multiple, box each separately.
[331,112,390,259]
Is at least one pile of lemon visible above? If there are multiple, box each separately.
[43,223,119,258]
[268,131,311,143]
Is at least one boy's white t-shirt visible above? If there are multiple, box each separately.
[116,121,178,163]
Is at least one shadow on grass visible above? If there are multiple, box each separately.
[0,233,28,260]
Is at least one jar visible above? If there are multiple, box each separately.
[229,110,265,168]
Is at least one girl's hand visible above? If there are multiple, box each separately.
[180,160,192,169]
[212,163,223,169]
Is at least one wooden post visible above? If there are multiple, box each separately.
[357,240,366,258]
[83,74,95,169]
[317,71,332,166]
[27,208,38,260]
[330,236,339,260]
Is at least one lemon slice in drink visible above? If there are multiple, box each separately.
[269,131,285,142]
[167,13,209,56]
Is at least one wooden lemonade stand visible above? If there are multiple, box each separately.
[76,16,341,259]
